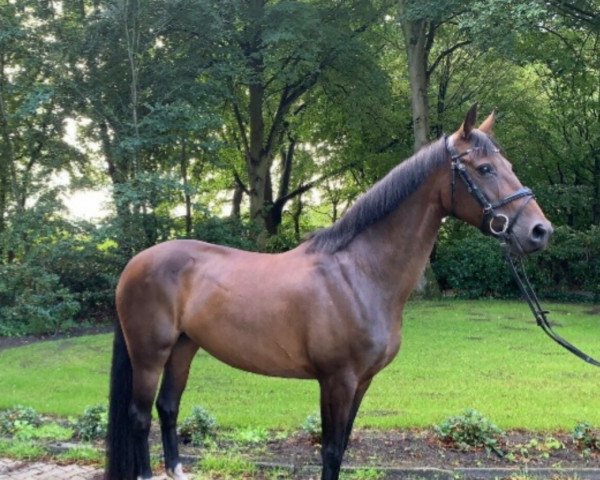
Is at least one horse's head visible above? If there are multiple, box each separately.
[444,104,552,256]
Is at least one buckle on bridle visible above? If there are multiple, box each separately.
[489,213,509,235]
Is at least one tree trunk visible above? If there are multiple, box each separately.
[180,142,192,237]
[244,0,272,247]
[399,2,431,150]
[399,0,440,297]
[593,152,600,225]
[231,181,244,220]
[291,196,303,242]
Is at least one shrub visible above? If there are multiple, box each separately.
[434,409,503,452]
[572,422,600,451]
[194,216,260,251]
[0,263,80,336]
[73,405,108,442]
[301,413,321,443]
[0,406,42,436]
[433,227,514,298]
[433,223,600,301]
[179,406,217,447]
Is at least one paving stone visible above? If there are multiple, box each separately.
[0,458,176,479]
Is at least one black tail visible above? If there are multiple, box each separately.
[105,321,136,479]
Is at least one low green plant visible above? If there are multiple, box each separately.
[301,412,321,443]
[73,405,107,442]
[197,452,256,478]
[513,436,564,460]
[342,468,385,479]
[179,406,217,447]
[572,422,600,451]
[15,422,73,441]
[0,438,46,460]
[230,426,270,445]
[0,405,42,436]
[434,409,503,452]
[264,467,293,479]
[56,445,103,465]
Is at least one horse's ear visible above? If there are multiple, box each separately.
[478,109,496,135]
[458,103,478,139]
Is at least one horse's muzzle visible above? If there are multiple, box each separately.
[526,221,553,253]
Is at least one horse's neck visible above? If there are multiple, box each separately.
[347,176,445,307]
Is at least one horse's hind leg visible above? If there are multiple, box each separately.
[126,318,179,479]
[130,356,170,479]
[156,334,199,480]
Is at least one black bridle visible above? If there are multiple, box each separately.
[445,136,600,368]
[446,137,534,237]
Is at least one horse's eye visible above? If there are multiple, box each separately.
[477,164,494,176]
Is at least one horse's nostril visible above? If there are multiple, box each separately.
[531,223,548,242]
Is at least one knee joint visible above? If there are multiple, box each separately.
[156,399,178,426]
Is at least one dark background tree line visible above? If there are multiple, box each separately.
[0,0,599,336]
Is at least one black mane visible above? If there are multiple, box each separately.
[306,132,498,254]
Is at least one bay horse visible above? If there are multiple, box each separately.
[106,105,552,480]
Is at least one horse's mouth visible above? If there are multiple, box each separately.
[506,236,548,257]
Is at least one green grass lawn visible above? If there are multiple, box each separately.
[0,300,598,431]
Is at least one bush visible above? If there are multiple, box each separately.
[433,223,600,300]
[433,228,514,298]
[529,225,600,300]
[73,405,108,442]
[572,422,600,451]
[41,229,125,322]
[179,406,217,446]
[301,413,321,443]
[194,216,260,251]
[0,263,80,336]
[0,406,42,436]
[434,409,503,452]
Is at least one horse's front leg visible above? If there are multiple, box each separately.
[319,374,360,480]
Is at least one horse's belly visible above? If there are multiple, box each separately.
[184,317,316,379]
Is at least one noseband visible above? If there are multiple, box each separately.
[445,136,534,238]
[445,136,600,368]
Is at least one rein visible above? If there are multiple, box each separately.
[445,136,600,367]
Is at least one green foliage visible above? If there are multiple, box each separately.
[194,216,260,251]
[433,223,600,300]
[301,413,321,443]
[229,426,270,445]
[0,0,599,339]
[342,468,385,480]
[0,405,42,436]
[14,422,73,442]
[73,405,107,442]
[0,439,45,461]
[56,445,103,465]
[434,409,503,451]
[42,225,126,321]
[179,406,218,447]
[572,422,600,452]
[0,263,81,337]
[197,452,256,477]
[433,225,513,298]
[509,436,564,461]
[530,226,600,300]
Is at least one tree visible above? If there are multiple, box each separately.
[173,0,392,243]
[0,1,82,262]
[56,0,220,253]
